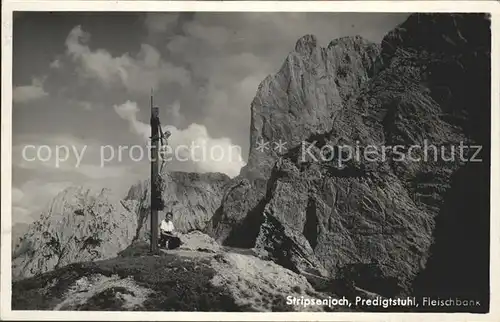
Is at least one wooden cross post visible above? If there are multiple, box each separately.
[150,90,160,253]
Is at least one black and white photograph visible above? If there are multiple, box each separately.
[2,0,498,318]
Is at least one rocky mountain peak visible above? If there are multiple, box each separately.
[243,34,380,182]
[294,34,318,56]
[12,185,138,280]
[12,13,490,310]
[13,171,231,280]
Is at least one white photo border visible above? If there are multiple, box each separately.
[2,1,499,321]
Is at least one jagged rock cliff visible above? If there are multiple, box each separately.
[12,187,138,280]
[211,35,381,245]
[243,35,380,181]
[211,13,490,298]
[391,13,491,309]
[125,171,231,241]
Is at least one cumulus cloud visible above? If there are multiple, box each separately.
[13,134,90,168]
[12,207,31,223]
[165,100,186,127]
[144,13,179,33]
[113,100,150,139]
[65,25,190,93]
[50,59,62,69]
[13,77,49,104]
[165,123,246,178]
[113,100,245,177]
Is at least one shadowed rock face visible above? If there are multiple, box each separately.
[11,223,30,248]
[12,187,138,280]
[211,13,490,297]
[212,35,381,244]
[125,171,231,241]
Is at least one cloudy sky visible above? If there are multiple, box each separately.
[12,12,409,224]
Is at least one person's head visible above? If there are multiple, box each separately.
[165,212,173,221]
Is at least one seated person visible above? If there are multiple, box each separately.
[159,212,181,249]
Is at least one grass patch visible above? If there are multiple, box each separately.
[12,244,241,311]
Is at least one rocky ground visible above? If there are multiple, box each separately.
[12,232,340,312]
